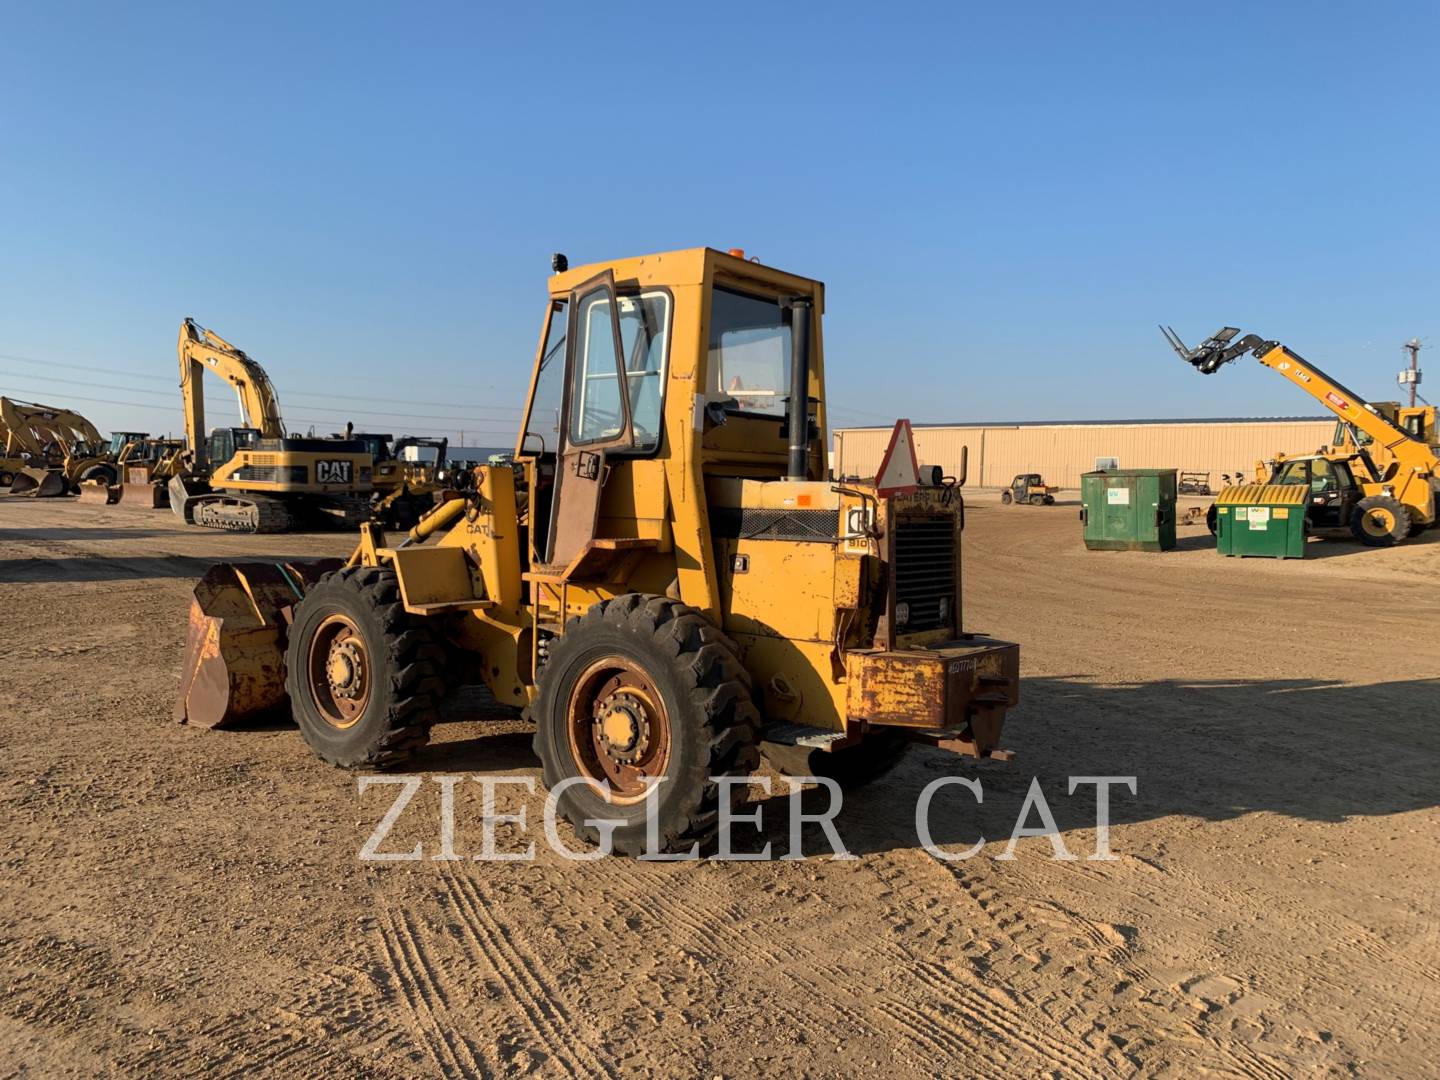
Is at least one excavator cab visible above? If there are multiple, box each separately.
[205,427,261,467]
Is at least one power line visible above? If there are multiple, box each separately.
[0,350,523,412]
[0,384,519,440]
[0,369,524,426]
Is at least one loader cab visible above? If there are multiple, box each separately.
[517,248,825,575]
[107,431,149,457]
[350,433,395,463]
[1269,455,1360,528]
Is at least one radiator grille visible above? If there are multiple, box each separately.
[893,515,956,632]
[711,507,839,542]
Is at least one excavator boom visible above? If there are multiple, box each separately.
[178,317,286,471]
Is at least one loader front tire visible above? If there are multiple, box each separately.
[1350,495,1408,547]
[285,565,445,768]
[533,594,761,856]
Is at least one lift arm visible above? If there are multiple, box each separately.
[1162,326,1440,484]
[0,397,103,461]
[178,317,285,470]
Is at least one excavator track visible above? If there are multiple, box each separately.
[188,493,293,533]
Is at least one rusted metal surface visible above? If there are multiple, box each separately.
[566,657,671,804]
[175,559,340,729]
[846,636,1019,758]
[305,613,372,729]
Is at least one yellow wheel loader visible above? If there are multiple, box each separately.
[1165,327,1440,546]
[349,432,450,528]
[178,248,1021,854]
[0,397,111,497]
[169,319,374,532]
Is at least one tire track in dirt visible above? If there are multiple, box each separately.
[921,855,1302,1080]
[374,908,488,1077]
[440,866,617,1078]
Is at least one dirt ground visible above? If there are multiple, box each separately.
[1,490,1436,1078]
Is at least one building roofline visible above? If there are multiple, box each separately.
[834,416,1330,432]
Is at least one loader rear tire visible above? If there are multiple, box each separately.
[79,463,119,487]
[533,594,761,856]
[762,731,911,790]
[285,565,445,768]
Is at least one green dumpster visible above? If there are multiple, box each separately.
[1214,484,1307,559]
[1080,469,1177,551]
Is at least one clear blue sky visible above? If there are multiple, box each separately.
[2,3,1436,443]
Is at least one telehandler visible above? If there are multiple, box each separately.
[1165,326,1439,545]
[169,318,373,532]
[178,248,1021,854]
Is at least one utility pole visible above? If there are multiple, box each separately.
[1400,339,1423,408]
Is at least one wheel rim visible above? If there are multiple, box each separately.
[1361,508,1395,537]
[307,614,372,729]
[566,657,671,805]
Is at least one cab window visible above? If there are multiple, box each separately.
[569,289,626,445]
[616,291,670,453]
[709,286,792,417]
[522,300,568,457]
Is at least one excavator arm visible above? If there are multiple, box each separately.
[1163,326,1437,484]
[178,317,285,470]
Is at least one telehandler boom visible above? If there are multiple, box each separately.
[169,318,373,532]
[1164,326,1440,546]
[178,248,1021,855]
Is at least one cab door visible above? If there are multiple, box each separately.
[543,271,634,569]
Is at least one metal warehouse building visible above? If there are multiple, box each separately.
[832,418,1335,489]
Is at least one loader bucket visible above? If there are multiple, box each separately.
[120,480,168,509]
[79,479,121,505]
[120,465,169,509]
[176,558,342,729]
[10,467,67,498]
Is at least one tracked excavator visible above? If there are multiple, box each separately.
[1165,327,1439,546]
[176,247,1022,855]
[168,319,373,532]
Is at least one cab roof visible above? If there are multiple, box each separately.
[548,246,824,307]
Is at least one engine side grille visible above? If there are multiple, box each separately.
[893,515,956,632]
[710,507,839,542]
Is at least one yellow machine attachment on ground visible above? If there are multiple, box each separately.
[1165,327,1440,546]
[0,397,111,497]
[168,318,373,532]
[178,247,1021,855]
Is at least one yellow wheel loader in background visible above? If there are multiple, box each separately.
[1165,327,1440,546]
[178,247,1021,855]
[169,319,374,532]
[348,432,450,528]
[0,397,112,497]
